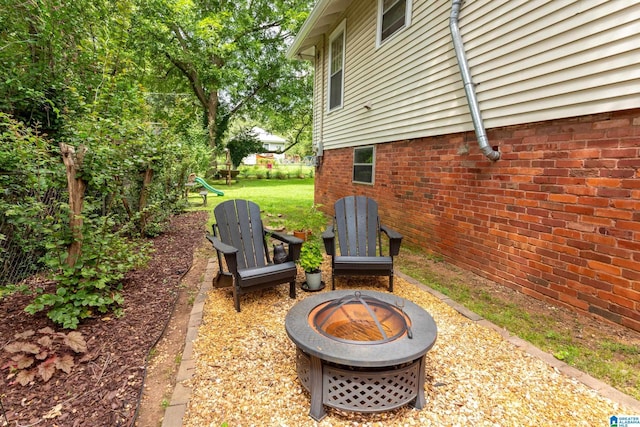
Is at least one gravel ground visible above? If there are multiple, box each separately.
[183,265,630,426]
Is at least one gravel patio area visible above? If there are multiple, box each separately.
[181,264,635,426]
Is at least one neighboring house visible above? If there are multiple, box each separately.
[242,127,287,165]
[288,0,640,332]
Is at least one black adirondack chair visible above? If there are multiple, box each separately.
[206,199,303,312]
[322,195,403,292]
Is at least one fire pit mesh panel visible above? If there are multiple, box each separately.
[295,349,311,388]
[295,349,421,413]
[323,364,420,412]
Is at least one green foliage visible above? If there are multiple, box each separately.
[236,164,314,179]
[1,114,157,328]
[25,214,150,329]
[1,0,315,331]
[0,284,30,301]
[0,114,67,282]
[0,0,135,132]
[295,205,326,273]
[290,204,327,235]
[132,0,314,150]
[298,240,323,273]
[226,128,263,169]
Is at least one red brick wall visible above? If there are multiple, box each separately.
[315,109,640,332]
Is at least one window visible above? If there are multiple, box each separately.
[353,146,375,184]
[378,0,411,45]
[328,21,346,111]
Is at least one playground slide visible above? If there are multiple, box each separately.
[195,176,224,196]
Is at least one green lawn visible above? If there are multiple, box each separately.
[186,177,317,233]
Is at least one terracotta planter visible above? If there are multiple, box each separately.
[293,230,309,241]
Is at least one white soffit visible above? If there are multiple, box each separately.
[287,0,353,59]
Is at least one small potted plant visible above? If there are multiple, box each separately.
[299,239,324,290]
[292,204,327,241]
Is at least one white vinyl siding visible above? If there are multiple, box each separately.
[311,0,640,151]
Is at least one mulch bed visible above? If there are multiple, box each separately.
[0,211,208,427]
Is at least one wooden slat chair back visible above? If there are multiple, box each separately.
[207,199,302,312]
[214,199,269,270]
[323,195,403,292]
[335,195,381,257]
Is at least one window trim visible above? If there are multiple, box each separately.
[327,20,346,112]
[376,0,412,47]
[352,145,375,185]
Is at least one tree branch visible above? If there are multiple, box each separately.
[232,19,284,44]
[164,51,209,109]
[228,82,269,117]
[284,113,312,152]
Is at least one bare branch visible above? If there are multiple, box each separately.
[284,114,312,152]
[164,51,209,108]
[228,82,269,116]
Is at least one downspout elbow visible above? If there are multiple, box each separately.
[480,140,501,161]
[450,0,500,161]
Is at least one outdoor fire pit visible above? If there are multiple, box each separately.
[285,290,437,421]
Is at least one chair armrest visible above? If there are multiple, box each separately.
[380,225,403,256]
[206,234,238,255]
[206,233,240,274]
[322,224,336,256]
[268,230,303,246]
[267,231,303,262]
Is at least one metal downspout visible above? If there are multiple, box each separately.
[450,0,500,161]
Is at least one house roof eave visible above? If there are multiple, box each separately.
[287,0,353,60]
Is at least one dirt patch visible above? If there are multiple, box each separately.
[0,211,208,427]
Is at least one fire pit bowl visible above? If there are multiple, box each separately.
[285,290,437,421]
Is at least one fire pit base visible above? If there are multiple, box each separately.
[285,290,437,421]
[296,348,425,421]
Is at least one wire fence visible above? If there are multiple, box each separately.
[0,186,65,286]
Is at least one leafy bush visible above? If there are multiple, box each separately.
[1,114,155,328]
[25,214,150,329]
[226,128,263,169]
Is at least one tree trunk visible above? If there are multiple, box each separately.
[138,168,154,236]
[207,91,218,150]
[59,143,88,267]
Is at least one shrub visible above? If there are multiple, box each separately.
[24,213,150,329]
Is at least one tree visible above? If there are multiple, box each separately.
[0,0,316,327]
[0,0,135,132]
[0,0,210,327]
[226,128,263,169]
[251,64,314,156]
[133,0,312,153]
